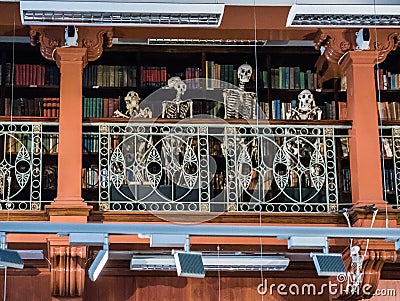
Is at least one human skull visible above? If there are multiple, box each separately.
[238,64,252,84]
[297,89,315,111]
[168,76,181,88]
[124,91,140,111]
[174,80,187,96]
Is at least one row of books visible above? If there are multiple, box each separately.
[205,61,268,89]
[83,97,121,118]
[43,134,59,154]
[342,168,351,193]
[270,67,316,90]
[184,67,202,88]
[140,66,167,88]
[83,65,137,88]
[82,166,99,189]
[4,97,60,117]
[4,133,59,154]
[83,134,99,153]
[270,99,342,120]
[6,63,60,87]
[376,69,400,90]
[377,101,400,120]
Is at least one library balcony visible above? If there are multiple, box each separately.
[0,120,58,210]
[83,119,351,214]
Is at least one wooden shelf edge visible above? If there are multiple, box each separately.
[83,117,352,126]
[0,116,59,122]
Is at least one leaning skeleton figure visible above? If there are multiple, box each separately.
[161,77,194,187]
[284,89,323,184]
[113,91,153,184]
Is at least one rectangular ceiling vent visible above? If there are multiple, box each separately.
[148,39,268,46]
[20,1,225,27]
[287,4,400,28]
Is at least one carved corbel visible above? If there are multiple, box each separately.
[314,29,357,64]
[330,245,396,300]
[313,29,357,86]
[369,29,400,64]
[29,26,113,62]
[49,244,86,297]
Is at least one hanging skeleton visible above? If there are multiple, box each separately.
[113,91,152,118]
[223,64,257,119]
[162,77,193,119]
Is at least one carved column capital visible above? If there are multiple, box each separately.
[29,26,113,63]
[48,238,86,298]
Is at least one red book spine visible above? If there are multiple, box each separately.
[103,98,109,118]
[32,65,37,86]
[41,65,45,86]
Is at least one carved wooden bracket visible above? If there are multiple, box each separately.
[331,246,397,300]
[29,26,113,62]
[371,29,400,64]
[314,29,400,84]
[49,245,86,297]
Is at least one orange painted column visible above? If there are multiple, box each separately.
[46,47,91,222]
[340,51,385,208]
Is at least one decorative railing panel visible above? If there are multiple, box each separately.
[0,122,58,210]
[380,126,400,208]
[86,122,351,213]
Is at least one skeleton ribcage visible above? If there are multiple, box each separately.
[224,89,256,119]
[163,101,191,119]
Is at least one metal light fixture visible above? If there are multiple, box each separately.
[67,233,109,281]
[311,253,346,276]
[88,248,109,281]
[0,233,24,269]
[174,251,205,278]
[20,1,225,27]
[130,254,290,272]
[286,4,400,28]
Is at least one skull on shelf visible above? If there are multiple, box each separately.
[237,63,252,85]
[124,91,140,114]
[298,89,315,111]
[288,89,322,121]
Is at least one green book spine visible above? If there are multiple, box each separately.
[294,67,300,89]
[279,67,284,89]
[299,72,305,89]
[262,70,268,88]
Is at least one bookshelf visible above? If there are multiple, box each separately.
[0,42,351,211]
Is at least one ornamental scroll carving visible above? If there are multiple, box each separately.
[314,29,400,84]
[29,26,113,62]
[50,245,86,297]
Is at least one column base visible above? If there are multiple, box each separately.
[46,199,92,222]
[353,199,388,210]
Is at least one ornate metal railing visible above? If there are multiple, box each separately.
[0,122,58,210]
[84,121,351,213]
[379,126,400,208]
